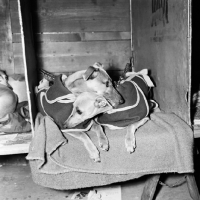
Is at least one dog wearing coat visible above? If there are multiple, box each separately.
[36,66,155,162]
[96,69,155,153]
[40,62,123,108]
[36,74,112,162]
[66,69,156,159]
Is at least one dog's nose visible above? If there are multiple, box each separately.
[119,98,124,104]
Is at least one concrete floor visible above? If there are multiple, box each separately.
[0,154,199,200]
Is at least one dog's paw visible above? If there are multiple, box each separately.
[93,157,101,163]
[126,145,136,153]
[99,142,109,151]
[125,139,136,153]
[90,150,101,162]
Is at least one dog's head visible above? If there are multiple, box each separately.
[82,63,124,108]
[0,70,12,89]
[63,92,112,128]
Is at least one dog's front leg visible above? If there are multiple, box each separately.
[125,124,137,153]
[125,117,149,153]
[65,131,100,162]
[91,120,109,151]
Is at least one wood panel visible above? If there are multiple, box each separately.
[0,132,31,155]
[132,0,191,124]
[13,40,131,73]
[14,41,130,56]
[12,17,130,33]
[12,32,131,43]
[10,0,130,33]
[10,0,131,78]
[0,0,14,75]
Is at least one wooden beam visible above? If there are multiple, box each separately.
[186,174,200,200]
[12,32,131,43]
[13,40,131,72]
[141,174,160,200]
[10,0,130,33]
[0,132,32,155]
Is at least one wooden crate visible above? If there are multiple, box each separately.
[0,0,194,155]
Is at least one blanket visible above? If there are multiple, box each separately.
[27,111,194,189]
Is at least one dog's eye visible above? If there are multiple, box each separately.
[105,81,109,87]
[76,108,82,115]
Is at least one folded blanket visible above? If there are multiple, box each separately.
[27,111,194,189]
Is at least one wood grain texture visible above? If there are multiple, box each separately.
[13,40,131,72]
[10,0,131,77]
[141,175,160,200]
[10,0,130,33]
[0,0,14,74]
[0,132,31,155]
[14,40,130,56]
[186,174,200,200]
[131,0,191,124]
[12,32,131,43]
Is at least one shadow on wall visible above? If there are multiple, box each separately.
[191,0,200,95]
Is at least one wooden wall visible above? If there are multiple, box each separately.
[10,0,131,79]
[0,0,191,123]
[131,0,191,123]
[0,0,14,74]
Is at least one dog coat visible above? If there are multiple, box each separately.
[37,75,93,132]
[97,70,154,129]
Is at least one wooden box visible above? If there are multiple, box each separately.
[0,0,194,154]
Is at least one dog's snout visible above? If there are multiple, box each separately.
[109,97,124,108]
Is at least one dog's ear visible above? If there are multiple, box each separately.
[83,66,99,81]
[93,62,103,69]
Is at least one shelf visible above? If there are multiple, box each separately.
[0,132,32,155]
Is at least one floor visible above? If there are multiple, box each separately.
[0,153,200,200]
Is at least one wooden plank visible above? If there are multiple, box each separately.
[14,54,130,73]
[13,40,131,72]
[186,174,200,200]
[0,132,32,155]
[2,42,15,75]
[0,0,14,74]
[11,63,25,74]
[11,15,130,33]
[10,0,129,17]
[13,40,131,56]
[132,0,191,124]
[0,20,8,41]
[12,32,131,43]
[10,0,130,33]
[141,174,161,200]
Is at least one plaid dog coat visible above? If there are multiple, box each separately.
[37,75,93,132]
[97,70,154,129]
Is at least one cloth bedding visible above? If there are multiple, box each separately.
[27,111,194,190]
